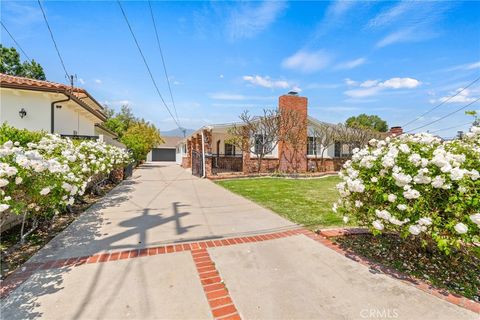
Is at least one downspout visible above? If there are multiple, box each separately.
[50,92,71,133]
[201,130,206,178]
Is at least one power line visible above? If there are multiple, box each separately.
[117,0,182,130]
[406,97,480,133]
[37,0,70,79]
[402,76,480,128]
[148,0,180,126]
[1,21,32,62]
[429,121,473,134]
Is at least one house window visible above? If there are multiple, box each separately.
[307,137,319,155]
[334,142,341,158]
[224,143,235,155]
[254,134,272,155]
[334,142,353,158]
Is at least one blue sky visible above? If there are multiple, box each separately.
[1,0,479,137]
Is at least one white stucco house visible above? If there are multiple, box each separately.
[0,73,121,146]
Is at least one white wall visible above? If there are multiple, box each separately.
[1,88,51,131]
[55,101,97,136]
[176,142,188,164]
[0,88,99,136]
[211,133,243,156]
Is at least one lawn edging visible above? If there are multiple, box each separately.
[209,171,338,181]
[312,227,480,314]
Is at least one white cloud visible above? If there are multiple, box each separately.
[344,87,382,98]
[467,62,480,70]
[334,57,366,70]
[443,61,480,72]
[227,1,286,40]
[78,78,85,85]
[219,74,224,79]
[381,77,421,89]
[437,88,478,104]
[312,0,359,39]
[368,1,416,28]
[375,28,417,48]
[94,79,102,84]
[242,75,291,89]
[372,2,451,48]
[344,78,358,86]
[282,50,331,73]
[359,79,379,88]
[291,86,302,93]
[327,0,356,17]
[209,92,275,101]
[344,77,421,98]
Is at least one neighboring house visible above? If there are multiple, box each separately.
[178,92,402,178]
[0,73,121,146]
[147,136,183,162]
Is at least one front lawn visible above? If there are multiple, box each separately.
[216,176,343,228]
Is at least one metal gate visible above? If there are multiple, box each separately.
[192,150,203,177]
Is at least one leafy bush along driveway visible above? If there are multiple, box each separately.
[216,176,342,228]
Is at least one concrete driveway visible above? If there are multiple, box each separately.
[1,162,477,319]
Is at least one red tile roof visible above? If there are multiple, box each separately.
[0,73,86,93]
[1,73,107,120]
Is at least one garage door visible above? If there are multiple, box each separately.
[151,148,176,161]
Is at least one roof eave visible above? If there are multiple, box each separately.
[1,83,106,122]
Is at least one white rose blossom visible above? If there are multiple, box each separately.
[469,213,480,226]
[454,223,468,234]
[372,220,384,231]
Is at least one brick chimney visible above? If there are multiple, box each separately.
[389,126,404,136]
[278,92,308,173]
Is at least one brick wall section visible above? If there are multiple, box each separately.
[182,139,192,168]
[204,129,213,154]
[243,158,279,174]
[307,158,349,172]
[278,94,308,173]
[205,157,213,177]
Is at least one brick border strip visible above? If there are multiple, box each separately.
[191,248,240,320]
[303,228,480,314]
[1,228,304,299]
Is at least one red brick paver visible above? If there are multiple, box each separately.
[1,227,478,316]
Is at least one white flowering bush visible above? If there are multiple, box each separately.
[334,125,480,253]
[0,127,131,224]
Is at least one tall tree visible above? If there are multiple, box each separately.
[121,120,163,162]
[0,45,46,80]
[345,114,388,132]
[104,105,136,138]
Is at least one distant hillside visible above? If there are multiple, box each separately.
[161,128,195,137]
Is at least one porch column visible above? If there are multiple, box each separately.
[203,129,212,154]
[183,139,192,168]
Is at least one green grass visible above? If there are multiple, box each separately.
[216,176,344,229]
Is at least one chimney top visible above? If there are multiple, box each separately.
[389,126,404,136]
[287,91,298,96]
